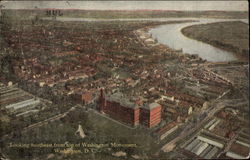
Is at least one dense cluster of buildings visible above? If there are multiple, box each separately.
[12,56,97,87]
[2,20,249,159]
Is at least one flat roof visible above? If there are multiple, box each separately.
[105,92,139,109]
[142,102,161,110]
[229,142,249,157]
[105,92,161,110]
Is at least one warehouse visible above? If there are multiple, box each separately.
[181,130,227,159]
[5,98,41,113]
[156,121,179,140]
[0,84,45,116]
[226,142,250,159]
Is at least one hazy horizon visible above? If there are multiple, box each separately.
[1,1,248,11]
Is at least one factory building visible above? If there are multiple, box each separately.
[181,131,227,159]
[0,84,44,117]
[98,89,161,128]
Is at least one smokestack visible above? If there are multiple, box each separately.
[100,88,104,98]
[98,88,105,112]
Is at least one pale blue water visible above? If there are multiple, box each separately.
[149,19,248,62]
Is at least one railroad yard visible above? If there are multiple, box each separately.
[0,9,249,160]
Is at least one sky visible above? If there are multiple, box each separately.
[1,1,248,11]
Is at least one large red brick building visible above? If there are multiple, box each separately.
[140,103,162,128]
[98,89,161,128]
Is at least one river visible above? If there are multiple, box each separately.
[46,17,248,62]
[149,19,248,62]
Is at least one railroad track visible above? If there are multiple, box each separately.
[161,100,226,152]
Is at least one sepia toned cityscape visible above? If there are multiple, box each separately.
[0,1,249,160]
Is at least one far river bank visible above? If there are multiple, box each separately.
[181,21,249,62]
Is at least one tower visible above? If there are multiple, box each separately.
[98,88,106,112]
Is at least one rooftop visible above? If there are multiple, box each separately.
[142,102,161,110]
[229,142,250,157]
[105,92,139,109]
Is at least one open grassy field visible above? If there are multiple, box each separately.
[181,21,249,60]
[2,107,160,160]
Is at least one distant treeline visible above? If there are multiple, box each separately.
[1,9,249,20]
[181,21,249,60]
